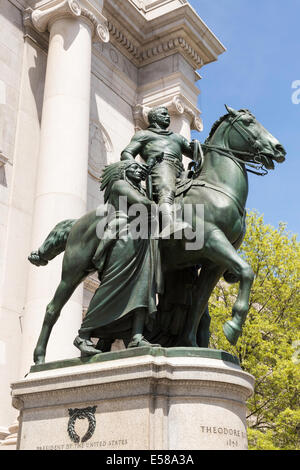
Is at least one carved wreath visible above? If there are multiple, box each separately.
[67,406,97,443]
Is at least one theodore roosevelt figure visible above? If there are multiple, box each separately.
[120,106,197,236]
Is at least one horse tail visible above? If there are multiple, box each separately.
[28,219,77,267]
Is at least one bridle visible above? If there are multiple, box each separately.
[199,113,271,177]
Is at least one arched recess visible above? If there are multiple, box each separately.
[87,120,113,210]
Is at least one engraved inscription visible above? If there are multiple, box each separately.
[36,439,128,450]
[200,425,248,449]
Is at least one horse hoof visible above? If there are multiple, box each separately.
[223,320,241,345]
[34,355,45,365]
[28,251,48,267]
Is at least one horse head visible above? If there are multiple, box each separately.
[222,105,286,171]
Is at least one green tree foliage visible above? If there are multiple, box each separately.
[209,211,300,450]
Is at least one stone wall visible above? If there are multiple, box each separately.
[0,0,225,447]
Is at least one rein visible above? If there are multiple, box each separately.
[201,143,269,176]
[200,113,270,177]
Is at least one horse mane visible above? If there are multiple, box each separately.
[205,109,254,144]
[204,113,229,144]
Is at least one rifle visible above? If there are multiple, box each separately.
[188,140,204,178]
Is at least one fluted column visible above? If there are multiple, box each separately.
[19,0,109,375]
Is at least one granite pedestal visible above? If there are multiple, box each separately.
[11,348,255,450]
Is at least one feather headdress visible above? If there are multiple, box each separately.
[100,161,145,203]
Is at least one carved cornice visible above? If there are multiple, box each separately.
[133,95,203,132]
[107,19,203,69]
[104,0,225,69]
[140,36,203,69]
[30,0,109,42]
[107,20,140,61]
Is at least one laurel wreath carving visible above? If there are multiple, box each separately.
[67,406,97,443]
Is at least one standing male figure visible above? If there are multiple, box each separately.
[121,106,197,237]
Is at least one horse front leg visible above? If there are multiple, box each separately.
[205,229,255,346]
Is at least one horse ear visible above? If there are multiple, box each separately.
[225,105,239,116]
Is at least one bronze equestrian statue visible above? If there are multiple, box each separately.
[28,106,286,364]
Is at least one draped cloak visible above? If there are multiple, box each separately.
[79,185,162,340]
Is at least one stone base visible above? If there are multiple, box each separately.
[11,348,254,450]
[0,422,18,450]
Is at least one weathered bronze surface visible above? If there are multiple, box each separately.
[30,347,240,374]
[29,106,285,365]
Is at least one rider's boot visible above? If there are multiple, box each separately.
[73,336,101,357]
[127,335,161,349]
[159,202,189,239]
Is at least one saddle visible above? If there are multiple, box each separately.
[175,177,194,198]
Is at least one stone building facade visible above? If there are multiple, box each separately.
[0,0,225,448]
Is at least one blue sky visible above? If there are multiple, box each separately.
[189,0,300,236]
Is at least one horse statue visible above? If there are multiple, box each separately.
[29,106,286,364]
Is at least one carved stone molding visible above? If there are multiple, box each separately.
[104,0,225,70]
[0,420,19,448]
[31,0,109,43]
[130,0,189,13]
[0,152,9,167]
[133,104,151,130]
[84,274,100,293]
[107,19,203,69]
[140,36,204,69]
[107,20,140,61]
[133,95,203,132]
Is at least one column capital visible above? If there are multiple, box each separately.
[133,95,203,133]
[168,95,203,132]
[31,0,109,43]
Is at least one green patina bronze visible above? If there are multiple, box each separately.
[29,105,286,366]
[29,347,240,374]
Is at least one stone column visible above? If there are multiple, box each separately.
[19,0,109,375]
[167,95,203,140]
